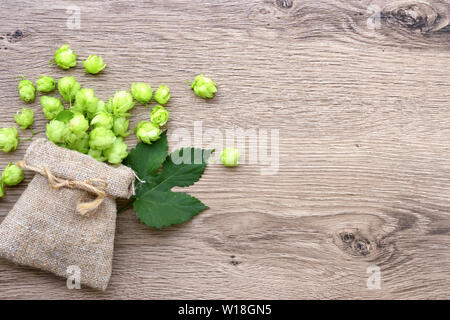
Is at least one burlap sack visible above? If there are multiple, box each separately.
[0,139,135,290]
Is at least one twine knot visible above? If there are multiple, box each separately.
[16,160,108,216]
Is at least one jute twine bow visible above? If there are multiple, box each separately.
[16,160,108,216]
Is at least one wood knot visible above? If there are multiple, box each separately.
[248,4,279,23]
[275,0,293,9]
[381,1,450,32]
[352,239,372,256]
[6,29,24,43]
[341,232,355,243]
[337,229,376,257]
[248,1,296,25]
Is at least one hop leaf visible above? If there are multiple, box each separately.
[124,132,212,229]
[55,110,75,123]
[123,131,168,178]
[133,191,209,229]
[147,147,213,192]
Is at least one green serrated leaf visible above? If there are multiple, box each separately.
[124,133,212,229]
[149,148,214,192]
[123,131,168,179]
[133,191,208,229]
[55,110,74,123]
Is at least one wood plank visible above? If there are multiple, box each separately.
[0,0,449,299]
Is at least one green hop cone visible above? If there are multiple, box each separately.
[65,129,83,144]
[54,44,77,70]
[36,76,56,93]
[0,127,19,152]
[1,163,24,186]
[14,107,34,129]
[91,112,114,129]
[40,96,65,120]
[67,113,89,133]
[106,91,135,117]
[95,100,107,113]
[221,147,240,167]
[136,121,161,144]
[66,131,89,154]
[191,74,217,99]
[46,119,69,144]
[72,88,99,116]
[18,78,36,103]
[89,127,116,151]
[58,76,81,103]
[113,117,130,137]
[18,79,33,90]
[150,105,169,127]
[131,83,153,105]
[83,55,106,74]
[88,149,106,162]
[85,100,106,120]
[104,137,128,164]
[0,181,5,198]
[153,85,170,105]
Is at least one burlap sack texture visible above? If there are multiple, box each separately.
[0,139,135,290]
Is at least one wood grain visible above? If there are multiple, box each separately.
[1,0,450,299]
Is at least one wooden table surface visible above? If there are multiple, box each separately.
[1,0,450,299]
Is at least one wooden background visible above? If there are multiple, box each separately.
[1,0,450,299]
